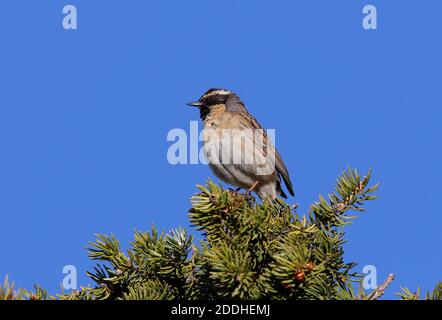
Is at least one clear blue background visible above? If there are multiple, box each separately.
[0,1,440,299]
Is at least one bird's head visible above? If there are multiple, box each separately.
[187,88,245,120]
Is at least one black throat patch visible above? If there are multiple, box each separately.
[199,106,210,122]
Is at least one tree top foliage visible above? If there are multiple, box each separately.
[1,168,440,300]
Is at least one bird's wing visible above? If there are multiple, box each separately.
[237,110,295,197]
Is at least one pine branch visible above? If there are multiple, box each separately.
[0,275,23,300]
[4,167,439,301]
[397,282,442,300]
[309,168,379,227]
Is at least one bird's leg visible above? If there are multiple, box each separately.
[242,181,259,201]
[246,181,260,195]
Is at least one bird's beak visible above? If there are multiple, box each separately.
[187,101,204,107]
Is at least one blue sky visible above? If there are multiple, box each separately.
[0,1,440,299]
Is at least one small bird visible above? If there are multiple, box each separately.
[187,88,294,200]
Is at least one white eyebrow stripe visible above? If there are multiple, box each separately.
[203,90,232,98]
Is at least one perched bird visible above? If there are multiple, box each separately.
[187,88,294,200]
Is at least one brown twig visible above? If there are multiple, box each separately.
[370,273,395,300]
